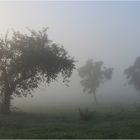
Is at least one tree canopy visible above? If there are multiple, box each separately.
[0,27,75,113]
[78,59,113,104]
[124,56,140,92]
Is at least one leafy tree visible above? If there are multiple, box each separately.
[0,28,75,114]
[78,59,113,104]
[124,56,140,93]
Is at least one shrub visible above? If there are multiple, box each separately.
[78,107,93,121]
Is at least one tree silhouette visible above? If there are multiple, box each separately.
[0,28,75,114]
[78,59,113,104]
[124,56,140,93]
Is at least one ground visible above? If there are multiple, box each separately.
[0,108,140,139]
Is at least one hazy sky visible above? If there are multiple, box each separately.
[0,1,140,112]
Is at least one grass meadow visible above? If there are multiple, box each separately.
[0,105,140,139]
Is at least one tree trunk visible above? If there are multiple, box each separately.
[93,92,98,104]
[1,90,11,114]
[0,67,12,114]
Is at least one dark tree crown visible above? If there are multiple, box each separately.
[0,28,75,97]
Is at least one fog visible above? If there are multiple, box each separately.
[1,1,140,112]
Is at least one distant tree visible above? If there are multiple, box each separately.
[124,56,140,93]
[78,59,113,104]
[0,28,75,114]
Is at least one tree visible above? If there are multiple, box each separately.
[0,28,75,114]
[78,59,113,104]
[124,56,140,93]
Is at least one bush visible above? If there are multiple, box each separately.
[78,107,93,121]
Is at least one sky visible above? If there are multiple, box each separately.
[0,1,140,112]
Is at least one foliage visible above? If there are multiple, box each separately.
[78,59,113,94]
[0,27,75,113]
[124,56,140,92]
[78,59,113,103]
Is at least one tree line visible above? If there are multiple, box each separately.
[0,27,139,114]
[78,58,140,104]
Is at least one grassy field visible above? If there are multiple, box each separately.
[0,108,140,139]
